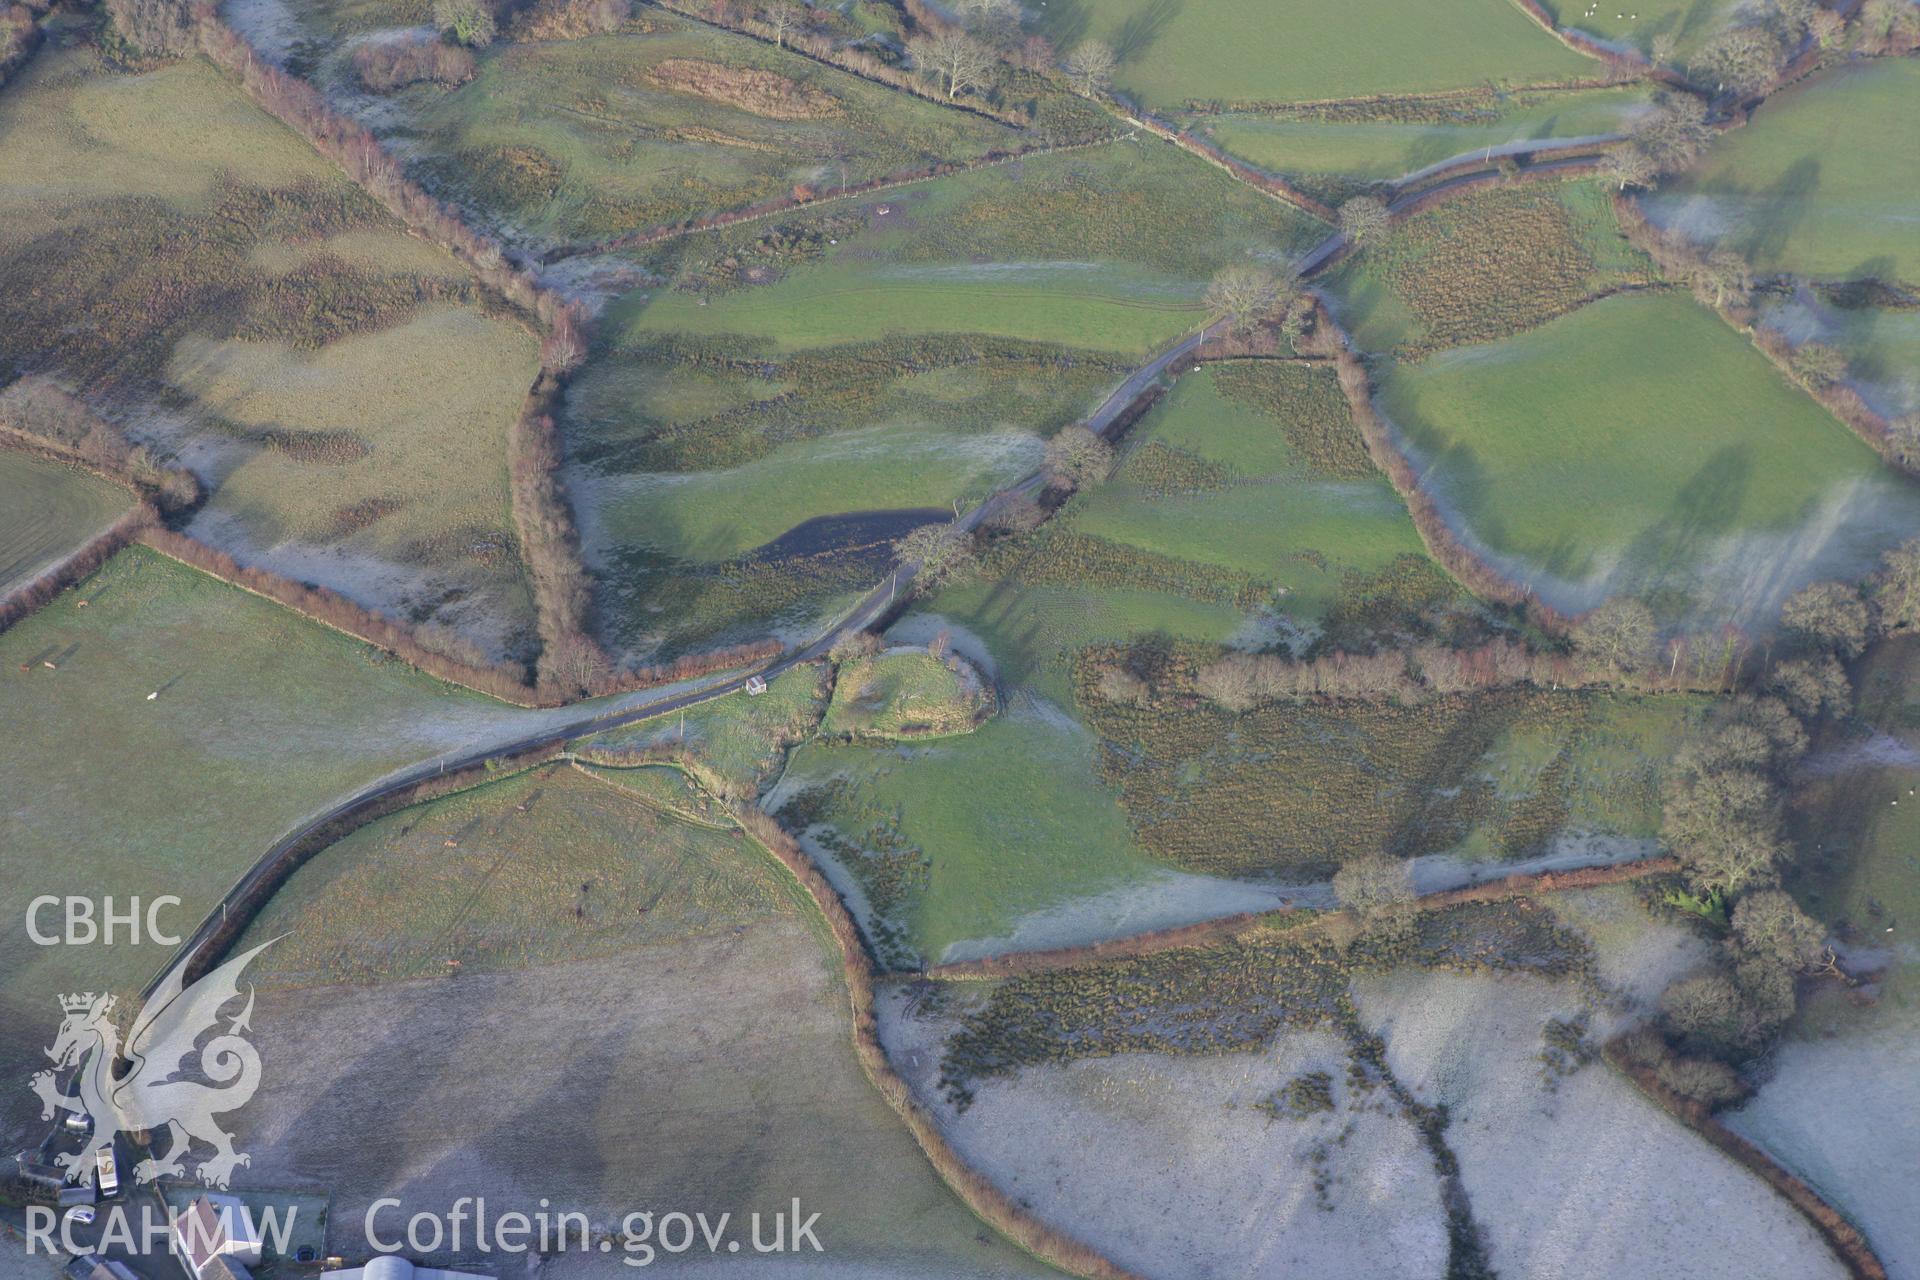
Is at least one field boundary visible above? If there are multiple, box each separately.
[720,800,1146,1280]
[147,725,1145,1280]
[0,501,155,635]
[925,856,1680,980]
[647,0,1037,128]
[1611,194,1918,476]
[1604,1037,1889,1280]
[1301,299,1573,630]
[542,133,1123,261]
[190,9,617,694]
[133,526,781,706]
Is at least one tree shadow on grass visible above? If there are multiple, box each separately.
[1113,0,1184,64]
[1610,443,1753,613]
[1737,155,1821,272]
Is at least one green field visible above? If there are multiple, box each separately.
[578,138,1323,660]
[1063,363,1443,628]
[1647,59,1920,284]
[1201,87,1651,193]
[0,546,581,1144]
[1375,291,1920,621]
[388,20,1023,245]
[1034,0,1597,112]
[240,763,803,986]
[0,48,541,658]
[1789,636,1920,967]
[612,138,1325,356]
[1537,0,1706,56]
[0,451,131,596]
[775,701,1180,968]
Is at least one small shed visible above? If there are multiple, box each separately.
[744,675,768,696]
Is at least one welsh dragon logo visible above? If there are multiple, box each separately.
[30,941,272,1190]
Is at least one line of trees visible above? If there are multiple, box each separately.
[1628,550,1920,1107]
[0,377,201,512]
[0,505,156,635]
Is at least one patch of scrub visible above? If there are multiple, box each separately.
[878,985,1449,1279]
[1353,969,1849,1280]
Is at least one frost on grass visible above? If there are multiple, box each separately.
[877,985,1449,1280]
[1722,990,1920,1279]
[1352,967,1847,1280]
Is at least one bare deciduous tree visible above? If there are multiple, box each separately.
[1788,340,1848,388]
[1694,24,1782,95]
[1606,145,1660,191]
[1871,536,1920,631]
[1572,597,1657,674]
[1062,38,1116,95]
[909,28,995,100]
[434,0,497,46]
[104,0,194,55]
[1338,195,1391,249]
[1781,580,1870,656]
[1043,424,1114,492]
[1203,262,1296,335]
[762,0,804,47]
[1332,852,1416,942]
[894,522,980,591]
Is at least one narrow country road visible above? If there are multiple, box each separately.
[147,136,1624,996]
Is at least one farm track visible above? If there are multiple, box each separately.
[135,80,1673,1010]
[29,21,1894,1279]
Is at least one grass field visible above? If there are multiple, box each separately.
[578,138,1322,660]
[1375,291,1920,622]
[381,20,1022,245]
[239,764,803,986]
[773,699,1184,968]
[613,138,1324,356]
[0,48,542,657]
[1031,0,1597,112]
[1329,180,1653,355]
[1201,87,1652,195]
[1062,363,1442,629]
[0,546,590,1147]
[1646,59,1920,284]
[0,451,131,596]
[825,648,992,740]
[1537,0,1709,56]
